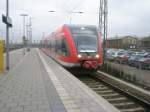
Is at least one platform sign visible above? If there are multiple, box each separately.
[0,40,4,73]
[2,14,12,27]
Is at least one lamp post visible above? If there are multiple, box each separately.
[6,0,9,70]
[20,14,28,54]
[26,17,34,49]
[28,17,34,49]
[20,14,28,38]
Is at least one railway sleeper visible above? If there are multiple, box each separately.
[86,83,103,87]
[96,90,114,94]
[120,107,145,112]
[92,87,110,91]
[101,93,122,99]
[113,102,142,109]
[107,97,129,103]
[105,96,127,100]
[80,79,96,81]
[92,85,107,88]
[97,87,110,91]
[84,81,100,84]
[79,79,95,82]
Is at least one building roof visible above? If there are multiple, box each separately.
[140,36,150,41]
[107,36,138,41]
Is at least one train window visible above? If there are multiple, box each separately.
[50,40,52,50]
[51,39,55,52]
[55,39,62,55]
[61,38,70,56]
[70,27,98,53]
[46,41,49,48]
[48,40,51,49]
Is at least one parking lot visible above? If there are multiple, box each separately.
[106,48,150,70]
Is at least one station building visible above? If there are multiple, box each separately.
[106,36,138,49]
[139,36,150,51]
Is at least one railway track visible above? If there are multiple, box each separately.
[75,73,150,112]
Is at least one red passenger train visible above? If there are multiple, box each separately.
[42,24,103,71]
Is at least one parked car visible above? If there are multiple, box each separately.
[116,52,131,64]
[128,54,144,67]
[107,50,125,61]
[106,49,117,61]
[107,51,116,61]
[106,48,115,54]
[138,54,150,70]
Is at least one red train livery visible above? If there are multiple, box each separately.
[42,24,103,70]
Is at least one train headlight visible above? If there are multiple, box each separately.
[77,54,82,58]
[95,54,99,58]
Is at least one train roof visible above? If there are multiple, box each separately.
[64,24,97,29]
[43,24,99,40]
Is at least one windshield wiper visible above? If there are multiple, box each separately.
[76,37,92,56]
[80,47,90,56]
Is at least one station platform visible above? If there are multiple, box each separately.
[0,48,119,112]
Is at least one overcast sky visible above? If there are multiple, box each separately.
[0,0,150,42]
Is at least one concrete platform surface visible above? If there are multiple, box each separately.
[0,49,54,112]
[0,48,120,112]
[4,48,26,71]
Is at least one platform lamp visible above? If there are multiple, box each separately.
[20,14,28,54]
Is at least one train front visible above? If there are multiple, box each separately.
[70,25,103,70]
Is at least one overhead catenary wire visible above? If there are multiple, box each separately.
[51,0,87,31]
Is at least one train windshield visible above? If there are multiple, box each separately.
[70,26,98,53]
